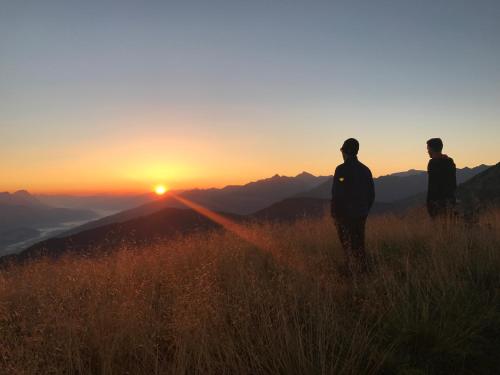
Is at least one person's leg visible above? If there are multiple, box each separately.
[335,218,353,273]
[350,217,368,273]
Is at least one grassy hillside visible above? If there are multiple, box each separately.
[1,210,499,374]
[458,162,500,209]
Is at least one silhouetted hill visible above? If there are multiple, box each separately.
[251,198,330,222]
[60,197,187,237]
[457,163,500,208]
[36,172,329,218]
[56,172,329,238]
[359,164,500,214]
[255,164,500,221]
[8,163,500,263]
[388,169,424,177]
[4,197,417,262]
[7,208,240,262]
[298,165,490,202]
[180,171,329,214]
[250,197,407,222]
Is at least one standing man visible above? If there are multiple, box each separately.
[331,138,375,273]
[426,138,457,218]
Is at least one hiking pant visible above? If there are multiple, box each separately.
[427,199,456,219]
[335,216,368,272]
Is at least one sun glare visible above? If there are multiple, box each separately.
[154,185,168,195]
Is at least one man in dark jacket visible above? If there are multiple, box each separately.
[331,138,375,273]
[426,138,457,218]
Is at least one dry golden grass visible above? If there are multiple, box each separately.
[1,209,499,374]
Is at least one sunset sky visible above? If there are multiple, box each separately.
[1,0,499,194]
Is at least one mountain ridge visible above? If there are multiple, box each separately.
[8,163,499,263]
[297,164,490,202]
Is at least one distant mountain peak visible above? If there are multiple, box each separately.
[13,190,31,196]
[383,169,425,178]
[295,171,315,178]
[461,164,488,171]
[0,190,43,207]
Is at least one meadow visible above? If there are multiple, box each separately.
[1,209,499,374]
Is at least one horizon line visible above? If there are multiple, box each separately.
[1,162,493,197]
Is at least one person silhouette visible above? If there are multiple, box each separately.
[331,138,375,273]
[426,138,457,218]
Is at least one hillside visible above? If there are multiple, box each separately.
[9,163,499,261]
[457,162,500,208]
[39,166,483,243]
[52,172,328,238]
[1,210,499,374]
[180,172,330,214]
[5,207,240,262]
[251,197,330,222]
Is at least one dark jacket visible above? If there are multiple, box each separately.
[427,155,457,215]
[331,156,375,219]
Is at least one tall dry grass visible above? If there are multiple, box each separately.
[1,209,499,374]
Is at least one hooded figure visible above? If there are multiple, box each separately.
[331,138,375,273]
[426,138,457,217]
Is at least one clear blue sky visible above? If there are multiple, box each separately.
[1,0,499,193]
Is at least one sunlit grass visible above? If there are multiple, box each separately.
[0,209,499,374]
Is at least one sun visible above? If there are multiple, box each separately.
[154,184,168,195]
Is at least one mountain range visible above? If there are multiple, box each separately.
[0,191,98,252]
[1,172,327,255]
[35,192,160,215]
[51,172,331,237]
[297,165,490,202]
[7,208,234,262]
[53,165,489,238]
[0,190,44,207]
[5,163,498,263]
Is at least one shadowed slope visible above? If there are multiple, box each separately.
[4,208,240,262]
[458,162,500,208]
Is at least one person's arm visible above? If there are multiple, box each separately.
[427,160,435,204]
[367,169,375,209]
[331,166,345,218]
[331,174,336,218]
[451,162,457,193]
[427,160,437,216]
[445,160,457,203]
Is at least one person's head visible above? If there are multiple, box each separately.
[426,138,443,158]
[341,138,359,160]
